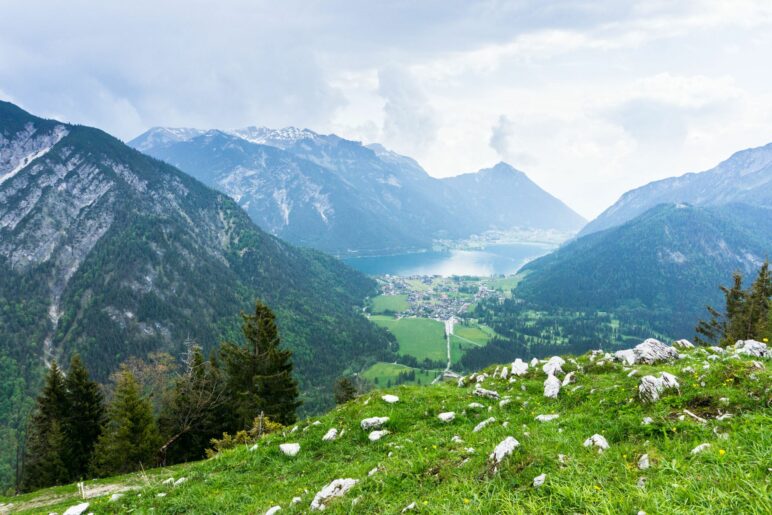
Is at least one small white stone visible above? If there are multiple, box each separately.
[499,399,511,408]
[544,374,561,399]
[310,478,358,511]
[438,412,456,422]
[109,494,124,502]
[157,493,167,498]
[489,436,520,467]
[291,497,302,505]
[162,477,174,485]
[474,385,500,399]
[691,443,711,455]
[535,414,559,422]
[368,466,379,476]
[369,430,389,442]
[382,394,399,404]
[451,435,464,443]
[558,454,567,464]
[638,454,650,470]
[280,443,300,456]
[174,477,186,487]
[401,502,417,512]
[583,434,609,452]
[533,473,546,487]
[467,402,484,410]
[562,371,576,386]
[360,417,389,430]
[642,417,653,425]
[530,357,540,367]
[473,417,496,433]
[249,443,259,451]
[265,506,281,515]
[63,503,90,515]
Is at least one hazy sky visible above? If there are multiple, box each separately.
[2,0,772,218]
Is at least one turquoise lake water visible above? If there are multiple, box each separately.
[341,243,552,277]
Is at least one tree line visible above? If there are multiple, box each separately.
[19,300,300,492]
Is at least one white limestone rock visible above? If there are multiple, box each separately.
[451,435,464,443]
[734,340,769,358]
[616,338,680,365]
[499,399,511,408]
[382,394,399,404]
[535,414,559,422]
[291,497,302,505]
[511,359,529,376]
[322,428,338,442]
[368,430,389,442]
[280,443,300,456]
[473,417,496,433]
[533,473,547,487]
[638,454,650,470]
[401,502,417,513]
[691,443,711,455]
[500,366,509,379]
[673,339,694,349]
[542,356,565,376]
[544,374,561,399]
[489,436,520,469]
[583,434,609,452]
[109,494,124,502]
[310,478,358,511]
[266,506,282,515]
[63,503,90,515]
[530,357,540,367]
[467,402,484,410]
[438,412,456,422]
[368,466,380,476]
[360,417,389,430]
[642,417,654,425]
[474,385,500,399]
[638,372,680,403]
[562,371,576,386]
[174,477,186,486]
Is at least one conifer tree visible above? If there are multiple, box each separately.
[743,261,771,339]
[221,301,300,428]
[334,377,358,404]
[20,362,69,491]
[91,371,160,476]
[63,354,105,480]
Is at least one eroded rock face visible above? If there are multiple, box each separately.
[542,356,565,376]
[734,340,769,358]
[474,385,500,399]
[511,359,529,376]
[310,478,358,511]
[638,372,680,403]
[544,374,561,399]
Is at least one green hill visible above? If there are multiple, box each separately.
[3,341,769,513]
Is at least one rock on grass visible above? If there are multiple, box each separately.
[310,478,358,511]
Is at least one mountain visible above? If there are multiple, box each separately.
[6,342,770,512]
[443,162,586,232]
[580,143,772,236]
[130,128,584,255]
[0,101,397,486]
[515,203,772,338]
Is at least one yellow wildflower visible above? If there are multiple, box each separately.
[464,498,471,504]
[719,449,726,456]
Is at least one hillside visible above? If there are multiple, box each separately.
[580,142,772,236]
[0,102,394,487]
[513,203,772,339]
[130,128,584,255]
[2,340,769,513]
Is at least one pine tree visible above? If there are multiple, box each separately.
[63,354,105,481]
[20,362,69,491]
[696,271,745,346]
[334,377,358,404]
[91,371,161,476]
[743,261,771,340]
[221,301,301,427]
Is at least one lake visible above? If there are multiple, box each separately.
[342,243,553,277]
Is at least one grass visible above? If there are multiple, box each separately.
[370,294,410,314]
[5,347,770,514]
[370,315,447,362]
[360,362,442,387]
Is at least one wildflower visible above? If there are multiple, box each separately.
[719,449,726,456]
[464,498,470,504]
[423,501,428,505]
[594,485,602,491]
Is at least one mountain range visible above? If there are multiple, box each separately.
[579,142,772,236]
[130,127,585,255]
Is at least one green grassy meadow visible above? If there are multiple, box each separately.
[7,346,769,514]
[370,315,447,362]
[370,294,410,314]
[360,362,441,387]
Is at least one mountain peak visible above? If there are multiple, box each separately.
[227,126,319,148]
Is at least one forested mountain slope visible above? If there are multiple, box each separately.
[515,203,772,338]
[0,101,394,487]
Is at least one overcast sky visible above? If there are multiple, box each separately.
[2,0,772,218]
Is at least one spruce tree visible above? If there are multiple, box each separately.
[743,261,771,340]
[334,377,358,404]
[91,371,160,476]
[63,354,105,481]
[221,301,300,428]
[20,362,69,491]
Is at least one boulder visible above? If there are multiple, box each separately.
[615,338,680,365]
[63,503,90,515]
[535,414,559,422]
[673,339,695,349]
[322,428,338,441]
[310,478,358,511]
[542,356,565,376]
[382,394,399,404]
[360,417,389,430]
[533,473,546,487]
[638,372,680,403]
[474,385,500,399]
[734,340,769,358]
